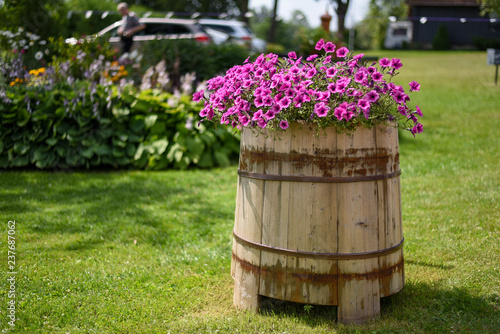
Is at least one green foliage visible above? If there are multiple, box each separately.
[0,0,68,39]
[472,36,500,50]
[479,0,500,16]
[0,83,240,170]
[296,27,338,56]
[140,40,251,83]
[251,9,311,54]
[432,25,450,51]
[354,0,408,50]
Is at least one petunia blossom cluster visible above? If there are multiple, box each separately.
[193,39,423,136]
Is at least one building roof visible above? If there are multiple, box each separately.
[406,0,480,6]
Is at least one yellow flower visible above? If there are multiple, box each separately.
[38,67,45,74]
[29,69,38,76]
[10,81,15,86]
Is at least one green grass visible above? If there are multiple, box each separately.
[1,51,499,333]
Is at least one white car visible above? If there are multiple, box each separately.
[66,18,213,49]
[198,19,266,52]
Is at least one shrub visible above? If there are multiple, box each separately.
[432,25,450,50]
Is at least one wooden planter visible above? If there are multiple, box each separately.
[231,122,404,324]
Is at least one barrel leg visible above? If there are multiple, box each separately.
[233,256,261,312]
[337,258,381,324]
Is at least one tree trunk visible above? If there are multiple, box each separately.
[238,0,250,23]
[333,0,350,42]
[267,0,279,44]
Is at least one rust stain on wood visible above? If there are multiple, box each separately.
[232,251,404,305]
[239,146,399,177]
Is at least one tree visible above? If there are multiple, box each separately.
[128,0,241,16]
[0,0,68,38]
[479,0,500,17]
[329,0,350,41]
[268,0,279,43]
[355,0,407,49]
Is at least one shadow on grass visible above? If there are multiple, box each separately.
[258,280,500,333]
[405,259,455,270]
[1,169,236,250]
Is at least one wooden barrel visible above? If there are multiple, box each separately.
[231,122,404,324]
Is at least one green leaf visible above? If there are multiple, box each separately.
[145,115,158,129]
[130,98,153,113]
[13,142,30,155]
[80,147,94,159]
[185,136,205,156]
[129,115,145,133]
[126,143,136,157]
[151,138,168,155]
[112,147,125,158]
[17,109,30,127]
[0,155,10,168]
[66,152,84,167]
[46,138,58,146]
[197,151,213,168]
[94,144,111,156]
[112,106,130,118]
[12,155,29,167]
[214,151,230,167]
[112,136,127,148]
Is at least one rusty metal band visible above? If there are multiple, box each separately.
[233,230,404,260]
[237,169,402,183]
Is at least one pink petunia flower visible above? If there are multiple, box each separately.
[411,123,423,136]
[324,42,336,53]
[288,51,297,60]
[409,81,421,92]
[379,58,390,67]
[279,120,289,129]
[315,39,325,51]
[371,71,383,81]
[415,105,423,117]
[336,47,349,58]
[306,54,319,61]
[365,90,379,102]
[390,58,403,70]
[257,117,267,128]
[193,90,204,102]
[314,102,330,117]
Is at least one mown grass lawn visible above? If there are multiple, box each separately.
[0,50,499,333]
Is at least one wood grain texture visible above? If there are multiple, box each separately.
[232,123,404,323]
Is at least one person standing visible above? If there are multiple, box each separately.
[117,2,146,54]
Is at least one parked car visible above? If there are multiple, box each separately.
[198,19,266,52]
[66,18,212,50]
